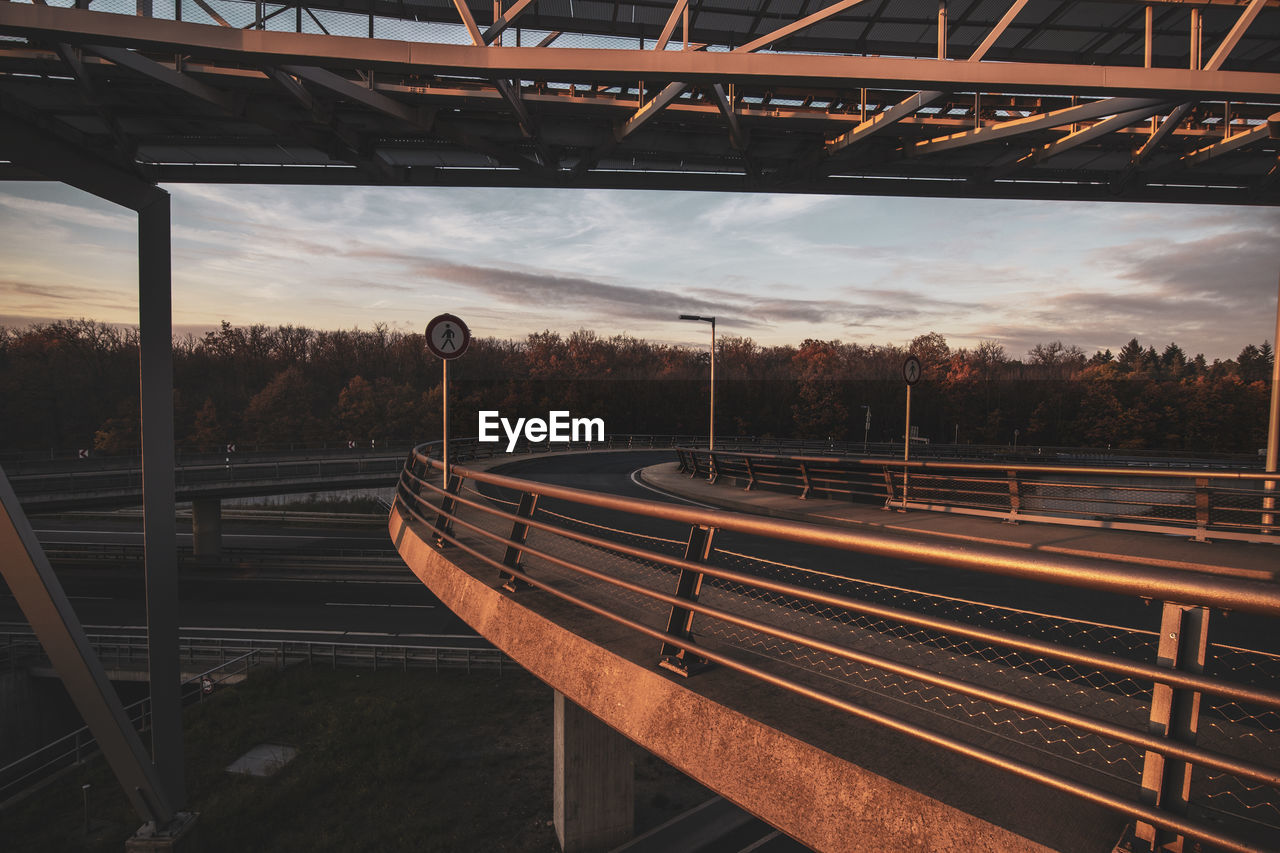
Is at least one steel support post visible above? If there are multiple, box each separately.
[500,491,538,591]
[1192,478,1210,542]
[433,473,462,546]
[881,466,896,508]
[0,467,176,828]
[1006,470,1021,524]
[743,456,755,491]
[138,192,185,809]
[798,461,812,500]
[708,452,719,485]
[1135,603,1209,853]
[658,524,715,677]
[1263,274,1278,531]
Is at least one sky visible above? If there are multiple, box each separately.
[1,181,1278,361]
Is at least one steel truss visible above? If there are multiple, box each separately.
[0,0,1278,203]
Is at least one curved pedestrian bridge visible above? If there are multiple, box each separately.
[389,447,1280,853]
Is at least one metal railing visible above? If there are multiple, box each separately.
[0,631,507,806]
[676,447,1280,544]
[395,444,1280,853]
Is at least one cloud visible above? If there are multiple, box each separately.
[1108,226,1280,308]
[0,278,134,315]
[697,194,835,231]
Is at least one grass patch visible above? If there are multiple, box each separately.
[3,667,709,852]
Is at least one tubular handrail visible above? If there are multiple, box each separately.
[405,468,1280,787]
[393,445,1280,853]
[419,450,1280,618]
[401,462,1280,709]
[675,447,1279,482]
[674,446,1280,544]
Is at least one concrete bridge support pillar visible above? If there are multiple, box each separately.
[554,691,634,853]
[191,497,221,559]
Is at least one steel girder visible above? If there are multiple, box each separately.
[0,0,1278,203]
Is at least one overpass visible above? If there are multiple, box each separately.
[390,446,1280,852]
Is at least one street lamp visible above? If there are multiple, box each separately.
[679,314,716,450]
[860,405,871,454]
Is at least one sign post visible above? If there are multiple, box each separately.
[425,313,471,489]
[1264,273,1279,532]
[901,356,922,511]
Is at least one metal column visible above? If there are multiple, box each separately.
[139,192,186,807]
[0,468,176,827]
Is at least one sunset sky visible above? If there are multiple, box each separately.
[2,181,1277,361]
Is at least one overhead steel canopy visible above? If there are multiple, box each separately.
[1,0,1279,203]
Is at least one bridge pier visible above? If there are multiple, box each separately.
[554,691,634,853]
[191,498,221,560]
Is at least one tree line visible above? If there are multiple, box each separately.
[0,319,1273,456]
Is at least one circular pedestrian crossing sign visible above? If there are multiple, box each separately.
[903,355,922,386]
[425,313,471,359]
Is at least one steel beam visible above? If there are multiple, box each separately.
[1128,0,1267,169]
[821,0,1073,167]
[450,0,484,47]
[912,96,1164,156]
[986,102,1171,180]
[1178,121,1273,167]
[654,0,689,52]
[709,82,747,151]
[968,0,1031,61]
[737,0,873,53]
[481,0,537,45]
[0,466,175,826]
[139,191,185,808]
[86,44,236,113]
[3,6,1279,100]
[0,106,161,210]
[281,64,431,129]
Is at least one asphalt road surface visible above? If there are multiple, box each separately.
[1,515,475,640]
[477,450,1276,654]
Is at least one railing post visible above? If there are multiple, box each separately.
[881,466,896,509]
[500,491,539,592]
[708,452,719,485]
[658,525,716,677]
[742,456,755,491]
[433,473,462,547]
[798,461,812,500]
[686,452,700,479]
[1006,470,1021,524]
[1135,602,1208,853]
[1192,478,1209,542]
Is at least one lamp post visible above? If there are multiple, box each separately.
[679,314,716,450]
[861,405,871,453]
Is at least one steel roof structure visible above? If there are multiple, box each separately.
[1,0,1279,203]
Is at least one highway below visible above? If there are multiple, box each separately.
[0,513,478,643]
[4,448,1274,654]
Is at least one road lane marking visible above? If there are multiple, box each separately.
[35,529,368,541]
[628,469,721,509]
[323,602,436,609]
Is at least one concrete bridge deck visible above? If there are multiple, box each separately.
[389,450,1280,852]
